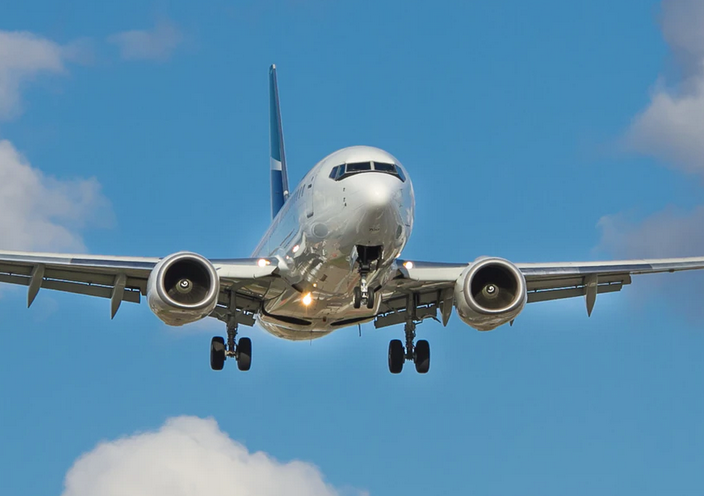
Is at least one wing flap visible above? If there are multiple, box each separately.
[526,273,631,292]
[527,279,626,303]
[0,272,141,303]
[0,264,147,291]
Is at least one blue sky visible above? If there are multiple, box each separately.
[2,0,704,494]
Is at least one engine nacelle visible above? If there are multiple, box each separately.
[147,252,220,326]
[454,257,527,331]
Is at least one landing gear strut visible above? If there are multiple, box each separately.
[210,320,252,371]
[387,321,430,374]
[353,245,381,309]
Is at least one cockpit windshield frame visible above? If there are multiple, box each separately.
[328,161,406,182]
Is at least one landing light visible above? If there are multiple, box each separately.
[292,244,300,253]
[403,261,414,270]
[302,293,313,306]
[257,259,270,267]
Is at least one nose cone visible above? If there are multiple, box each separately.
[345,173,406,246]
[362,177,396,209]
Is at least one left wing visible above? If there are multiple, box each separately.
[375,257,704,328]
[0,250,278,322]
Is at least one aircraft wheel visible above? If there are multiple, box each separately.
[353,287,362,309]
[210,336,226,371]
[237,337,252,371]
[388,339,404,374]
[366,288,375,309]
[414,339,430,374]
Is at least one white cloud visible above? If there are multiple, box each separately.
[0,139,111,252]
[627,75,704,174]
[598,207,704,259]
[626,0,704,174]
[0,30,69,120]
[600,1,704,315]
[108,21,183,61]
[660,0,704,73]
[597,208,704,318]
[61,416,366,496]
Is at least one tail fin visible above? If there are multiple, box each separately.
[269,64,290,218]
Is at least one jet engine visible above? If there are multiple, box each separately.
[147,252,220,326]
[454,257,527,331]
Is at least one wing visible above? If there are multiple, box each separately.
[375,257,704,328]
[0,250,279,323]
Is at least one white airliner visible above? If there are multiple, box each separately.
[2,66,703,374]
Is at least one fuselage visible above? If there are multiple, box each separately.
[251,146,414,340]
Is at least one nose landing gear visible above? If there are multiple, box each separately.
[353,245,382,309]
[387,321,430,374]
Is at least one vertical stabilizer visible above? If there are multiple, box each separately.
[269,64,290,218]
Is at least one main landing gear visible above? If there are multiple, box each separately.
[353,245,382,310]
[210,321,251,371]
[388,321,430,374]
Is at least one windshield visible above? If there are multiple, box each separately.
[328,161,405,182]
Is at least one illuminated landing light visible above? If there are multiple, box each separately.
[403,261,414,270]
[257,259,270,267]
[292,244,300,253]
[302,293,313,306]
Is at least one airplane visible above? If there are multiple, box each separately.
[2,65,704,374]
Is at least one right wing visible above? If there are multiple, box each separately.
[0,250,280,323]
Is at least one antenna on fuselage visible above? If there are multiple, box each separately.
[269,64,290,219]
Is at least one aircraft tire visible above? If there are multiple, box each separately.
[237,337,252,371]
[388,339,404,374]
[353,287,362,309]
[366,288,375,309]
[414,340,430,374]
[210,336,226,371]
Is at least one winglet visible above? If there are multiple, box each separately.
[269,64,290,218]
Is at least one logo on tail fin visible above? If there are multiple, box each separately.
[269,64,290,218]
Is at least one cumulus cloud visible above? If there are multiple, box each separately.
[0,30,69,120]
[0,139,111,252]
[599,0,704,315]
[598,207,704,259]
[606,0,704,256]
[108,21,183,61]
[61,416,365,496]
[626,0,704,174]
[660,0,704,75]
[597,208,704,318]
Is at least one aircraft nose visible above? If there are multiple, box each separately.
[363,180,394,208]
[356,174,402,210]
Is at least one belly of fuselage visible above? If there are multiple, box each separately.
[258,252,387,339]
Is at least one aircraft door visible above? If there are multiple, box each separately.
[306,174,316,218]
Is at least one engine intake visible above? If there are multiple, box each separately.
[469,262,521,311]
[454,258,527,331]
[147,252,220,326]
[163,258,213,305]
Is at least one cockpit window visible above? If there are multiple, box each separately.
[328,161,406,182]
[346,162,372,172]
[373,162,395,172]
